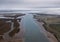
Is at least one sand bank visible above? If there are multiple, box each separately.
[34,20,58,42]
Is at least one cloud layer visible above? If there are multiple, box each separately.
[0,0,60,10]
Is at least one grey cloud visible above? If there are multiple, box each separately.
[0,0,22,4]
[0,0,60,10]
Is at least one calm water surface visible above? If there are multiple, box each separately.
[21,14,50,42]
[0,13,50,42]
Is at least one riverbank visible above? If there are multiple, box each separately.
[0,13,25,42]
[0,22,24,42]
[34,20,58,42]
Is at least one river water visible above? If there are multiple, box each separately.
[21,14,50,42]
[0,12,50,42]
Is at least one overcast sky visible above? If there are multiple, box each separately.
[0,0,60,10]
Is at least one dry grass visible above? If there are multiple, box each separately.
[9,20,20,37]
[0,21,11,35]
[9,28,20,37]
[43,24,60,42]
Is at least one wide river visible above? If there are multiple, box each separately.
[21,14,50,42]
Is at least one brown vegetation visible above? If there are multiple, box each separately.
[9,19,20,37]
[0,36,3,40]
[0,20,11,35]
[9,28,20,37]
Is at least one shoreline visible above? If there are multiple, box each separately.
[34,20,58,42]
[0,22,24,42]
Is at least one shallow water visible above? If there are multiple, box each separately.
[22,14,49,42]
[0,13,50,42]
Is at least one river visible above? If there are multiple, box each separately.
[21,14,50,42]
